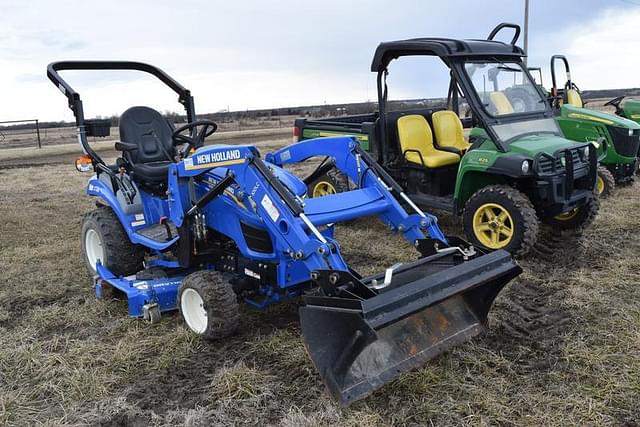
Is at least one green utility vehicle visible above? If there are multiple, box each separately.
[294,23,599,257]
[548,55,640,195]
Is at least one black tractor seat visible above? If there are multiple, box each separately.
[118,106,175,189]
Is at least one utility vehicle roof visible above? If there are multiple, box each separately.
[370,38,525,72]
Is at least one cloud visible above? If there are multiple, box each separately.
[0,0,637,122]
[528,6,640,90]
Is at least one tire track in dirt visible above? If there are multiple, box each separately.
[488,229,584,372]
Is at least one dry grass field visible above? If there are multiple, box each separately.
[1,132,639,426]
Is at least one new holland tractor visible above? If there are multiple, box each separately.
[47,61,521,406]
[293,24,601,257]
[548,55,640,196]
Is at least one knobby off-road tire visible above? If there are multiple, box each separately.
[178,271,240,341]
[546,196,599,232]
[307,169,350,198]
[81,206,145,277]
[463,185,539,258]
[596,166,615,198]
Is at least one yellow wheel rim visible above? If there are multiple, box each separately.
[312,181,337,198]
[554,208,579,221]
[472,203,514,249]
[596,175,605,195]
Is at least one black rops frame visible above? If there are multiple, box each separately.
[46,61,197,166]
[371,23,553,157]
[549,54,572,100]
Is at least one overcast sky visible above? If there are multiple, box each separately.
[1,0,639,122]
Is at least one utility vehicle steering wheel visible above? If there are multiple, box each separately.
[172,120,218,157]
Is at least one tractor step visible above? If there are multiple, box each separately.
[136,222,178,243]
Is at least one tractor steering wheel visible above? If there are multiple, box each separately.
[604,95,625,108]
[172,120,218,157]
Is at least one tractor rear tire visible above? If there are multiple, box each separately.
[307,169,350,198]
[596,167,615,198]
[178,271,240,340]
[546,196,599,231]
[463,185,539,258]
[81,207,145,277]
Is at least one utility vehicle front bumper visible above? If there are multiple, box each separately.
[532,144,596,217]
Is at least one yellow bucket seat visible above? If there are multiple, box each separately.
[397,115,460,168]
[432,110,471,155]
[489,91,514,115]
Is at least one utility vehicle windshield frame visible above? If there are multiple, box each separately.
[460,59,561,144]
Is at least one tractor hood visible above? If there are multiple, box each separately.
[623,99,640,122]
[508,134,585,158]
[204,163,307,197]
[561,104,640,129]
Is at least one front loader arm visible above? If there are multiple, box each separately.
[266,136,448,245]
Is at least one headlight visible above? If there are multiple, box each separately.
[581,145,590,158]
[560,156,566,167]
[521,160,530,174]
[629,128,634,136]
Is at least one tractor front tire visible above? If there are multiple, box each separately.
[81,207,145,277]
[596,166,615,198]
[463,185,539,257]
[178,271,240,340]
[546,196,599,231]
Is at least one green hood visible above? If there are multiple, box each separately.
[623,99,640,121]
[509,134,585,157]
[561,104,640,129]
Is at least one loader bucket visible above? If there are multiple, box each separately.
[300,249,521,406]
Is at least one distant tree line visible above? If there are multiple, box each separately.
[5,87,639,131]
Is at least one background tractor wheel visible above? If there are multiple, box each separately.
[307,169,350,198]
[179,271,240,340]
[547,197,599,231]
[81,206,144,277]
[596,167,615,198]
[463,185,539,257]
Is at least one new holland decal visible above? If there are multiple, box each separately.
[184,149,244,170]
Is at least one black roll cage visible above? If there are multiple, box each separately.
[47,61,197,166]
[373,23,555,157]
[550,54,572,96]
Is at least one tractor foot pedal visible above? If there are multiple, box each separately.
[143,303,161,324]
[138,222,178,243]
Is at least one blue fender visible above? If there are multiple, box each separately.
[87,177,178,250]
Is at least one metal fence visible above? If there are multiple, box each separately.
[0,119,44,149]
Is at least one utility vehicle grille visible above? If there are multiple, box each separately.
[536,148,587,175]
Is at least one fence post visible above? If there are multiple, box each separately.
[35,119,42,149]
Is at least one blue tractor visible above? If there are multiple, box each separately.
[48,61,521,406]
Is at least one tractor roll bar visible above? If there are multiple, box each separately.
[550,55,571,96]
[46,61,197,165]
[487,22,521,46]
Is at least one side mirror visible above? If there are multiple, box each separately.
[75,154,94,172]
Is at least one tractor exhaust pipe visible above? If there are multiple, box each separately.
[300,248,521,406]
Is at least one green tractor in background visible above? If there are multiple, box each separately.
[548,55,640,197]
[604,95,640,125]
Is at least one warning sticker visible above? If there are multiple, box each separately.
[260,194,280,222]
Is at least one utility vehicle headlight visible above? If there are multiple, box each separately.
[521,160,530,174]
[560,156,566,167]
[629,128,634,136]
[581,145,590,158]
